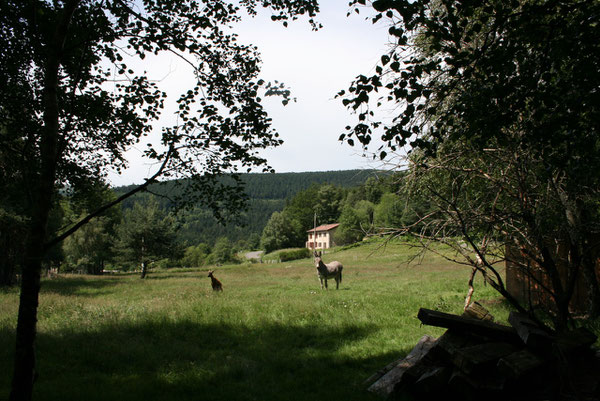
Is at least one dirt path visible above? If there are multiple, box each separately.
[244,251,264,260]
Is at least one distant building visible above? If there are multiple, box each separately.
[306,223,339,250]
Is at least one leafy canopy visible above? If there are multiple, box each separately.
[0,0,320,223]
[341,0,599,167]
[340,0,600,329]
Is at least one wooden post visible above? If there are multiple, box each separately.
[313,212,317,256]
[417,308,521,343]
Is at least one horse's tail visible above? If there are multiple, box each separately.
[339,269,342,283]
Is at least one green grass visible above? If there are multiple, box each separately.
[1,239,514,401]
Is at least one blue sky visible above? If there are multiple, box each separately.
[107,2,391,186]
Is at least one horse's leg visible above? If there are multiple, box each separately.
[336,275,340,289]
[319,277,324,289]
[324,278,328,290]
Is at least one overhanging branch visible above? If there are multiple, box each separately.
[44,145,174,250]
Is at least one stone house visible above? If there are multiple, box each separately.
[306,223,339,250]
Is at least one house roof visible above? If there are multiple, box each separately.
[307,223,340,233]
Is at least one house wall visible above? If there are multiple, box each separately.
[306,229,337,250]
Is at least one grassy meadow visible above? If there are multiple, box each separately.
[1,239,514,401]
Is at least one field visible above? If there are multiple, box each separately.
[1,240,513,401]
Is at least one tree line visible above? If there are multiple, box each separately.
[259,172,431,252]
[0,170,386,282]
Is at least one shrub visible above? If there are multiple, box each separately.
[181,243,211,267]
[278,248,310,262]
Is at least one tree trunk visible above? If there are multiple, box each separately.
[140,261,147,279]
[10,2,79,400]
[539,245,570,332]
[10,242,45,401]
[582,257,600,317]
[140,236,146,279]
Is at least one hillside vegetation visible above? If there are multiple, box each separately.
[50,168,416,275]
[114,170,379,245]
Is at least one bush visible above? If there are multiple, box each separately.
[181,243,211,267]
[278,248,310,262]
[153,258,181,269]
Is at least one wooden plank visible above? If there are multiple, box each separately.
[363,357,404,387]
[417,308,521,343]
[448,369,507,398]
[410,366,452,398]
[447,370,478,400]
[507,312,554,350]
[462,301,495,322]
[554,327,597,354]
[367,335,437,396]
[452,342,519,375]
[497,349,544,379]
[430,329,482,362]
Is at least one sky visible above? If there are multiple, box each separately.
[107,2,392,187]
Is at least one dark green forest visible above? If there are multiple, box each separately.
[114,170,379,245]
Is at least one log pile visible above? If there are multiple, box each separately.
[366,303,600,400]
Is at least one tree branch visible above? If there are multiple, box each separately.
[45,145,174,250]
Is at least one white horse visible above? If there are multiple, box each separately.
[313,251,343,290]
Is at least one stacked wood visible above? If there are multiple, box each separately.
[366,303,600,400]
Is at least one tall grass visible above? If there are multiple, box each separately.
[1,239,513,400]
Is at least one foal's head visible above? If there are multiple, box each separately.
[313,251,323,267]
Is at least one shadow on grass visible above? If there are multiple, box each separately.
[142,273,207,281]
[40,276,124,297]
[2,320,402,401]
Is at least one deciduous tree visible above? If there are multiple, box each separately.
[314,184,344,224]
[342,0,600,330]
[1,1,320,399]
[62,215,115,274]
[61,183,122,274]
[260,211,300,253]
[182,243,212,268]
[211,236,236,265]
[335,206,365,245]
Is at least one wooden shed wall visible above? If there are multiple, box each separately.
[505,243,600,313]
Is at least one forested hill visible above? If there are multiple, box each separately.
[114,169,376,201]
[238,170,376,199]
[113,170,379,245]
